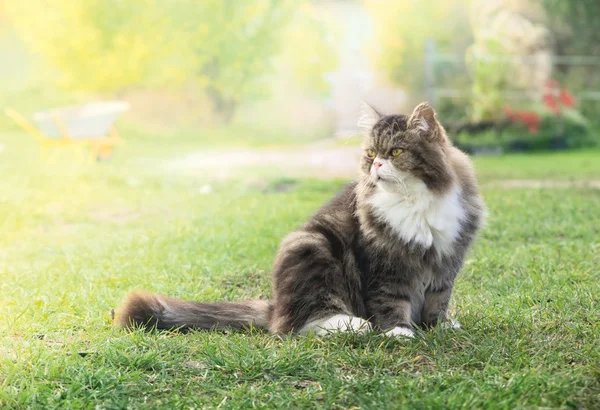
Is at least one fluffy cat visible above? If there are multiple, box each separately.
[116,102,485,338]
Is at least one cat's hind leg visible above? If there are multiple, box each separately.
[269,229,366,336]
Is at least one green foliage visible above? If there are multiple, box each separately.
[454,109,598,153]
[467,39,512,123]
[4,0,336,122]
[539,0,600,123]
[162,0,300,122]
[540,0,600,56]
[365,0,471,98]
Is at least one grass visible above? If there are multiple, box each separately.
[473,149,600,181]
[0,130,599,409]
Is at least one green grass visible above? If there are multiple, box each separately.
[473,149,600,181]
[0,132,599,409]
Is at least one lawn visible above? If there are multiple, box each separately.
[0,131,599,409]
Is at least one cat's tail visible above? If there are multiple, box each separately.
[115,291,271,331]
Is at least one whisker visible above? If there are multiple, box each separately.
[384,172,409,197]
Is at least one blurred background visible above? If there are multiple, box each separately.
[1,0,598,158]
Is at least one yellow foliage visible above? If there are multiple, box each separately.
[281,3,339,96]
[3,0,337,120]
[5,0,167,92]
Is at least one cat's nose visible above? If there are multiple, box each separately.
[374,161,383,169]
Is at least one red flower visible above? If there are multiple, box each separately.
[542,78,576,112]
[543,94,560,113]
[559,89,575,108]
[504,106,540,134]
[518,111,541,134]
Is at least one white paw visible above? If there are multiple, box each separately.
[300,314,371,336]
[441,318,461,329]
[383,326,414,338]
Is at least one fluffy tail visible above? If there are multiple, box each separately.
[115,291,271,331]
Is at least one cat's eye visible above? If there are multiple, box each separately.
[366,149,376,159]
[392,148,403,157]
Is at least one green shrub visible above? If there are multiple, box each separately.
[453,110,598,153]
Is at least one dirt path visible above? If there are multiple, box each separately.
[491,179,600,189]
[164,141,363,179]
[163,141,600,189]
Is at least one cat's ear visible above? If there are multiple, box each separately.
[357,102,381,136]
[407,102,441,140]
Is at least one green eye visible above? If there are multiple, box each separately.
[392,148,403,157]
[366,149,376,159]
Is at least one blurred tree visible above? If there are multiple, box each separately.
[164,0,300,123]
[161,0,337,122]
[540,0,600,57]
[5,0,335,123]
[5,0,168,92]
[365,0,472,100]
[280,3,338,98]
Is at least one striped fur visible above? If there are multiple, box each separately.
[116,102,485,337]
[117,291,270,330]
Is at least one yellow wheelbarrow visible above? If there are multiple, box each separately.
[5,101,129,162]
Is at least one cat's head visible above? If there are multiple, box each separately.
[358,102,454,194]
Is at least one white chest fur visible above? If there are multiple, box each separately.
[368,183,466,255]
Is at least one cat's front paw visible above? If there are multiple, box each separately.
[440,318,461,329]
[383,326,414,338]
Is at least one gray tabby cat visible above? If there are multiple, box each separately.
[116,102,485,338]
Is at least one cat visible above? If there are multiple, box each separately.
[116,102,485,338]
